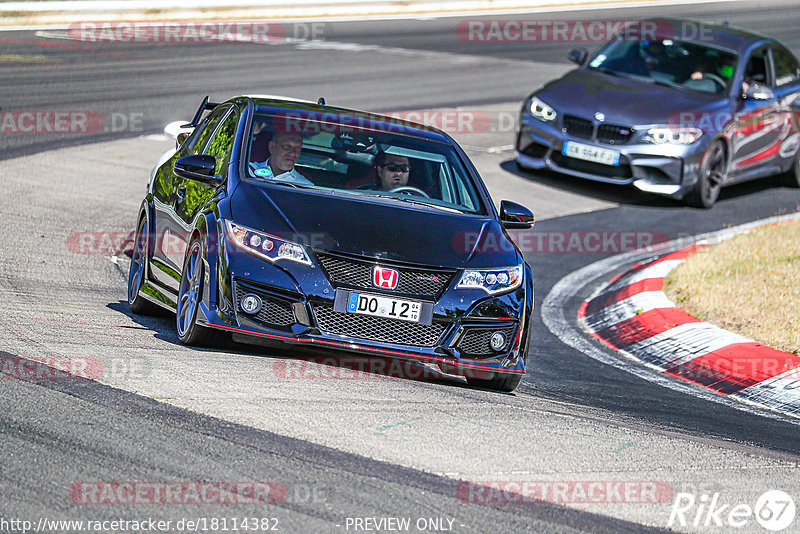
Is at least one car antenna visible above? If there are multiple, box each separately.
[317,97,326,105]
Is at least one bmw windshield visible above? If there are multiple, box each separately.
[244,109,488,215]
[587,37,739,94]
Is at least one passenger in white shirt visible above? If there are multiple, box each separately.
[250,131,314,186]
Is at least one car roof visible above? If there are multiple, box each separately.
[240,95,453,144]
[638,17,774,55]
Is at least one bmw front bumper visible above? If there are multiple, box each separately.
[515,112,710,199]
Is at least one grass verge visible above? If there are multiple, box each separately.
[663,219,800,355]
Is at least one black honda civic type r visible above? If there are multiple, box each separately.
[128,95,534,391]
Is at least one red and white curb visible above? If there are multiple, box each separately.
[542,213,800,422]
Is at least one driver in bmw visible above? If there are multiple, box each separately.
[375,152,411,191]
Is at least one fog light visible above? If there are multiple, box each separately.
[240,294,262,314]
[490,332,506,351]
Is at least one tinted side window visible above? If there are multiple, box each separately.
[773,47,800,87]
[744,48,770,86]
[204,109,239,175]
[189,107,227,155]
[183,121,207,153]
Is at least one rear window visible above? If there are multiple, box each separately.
[244,109,487,215]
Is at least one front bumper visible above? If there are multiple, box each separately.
[198,246,532,379]
[516,112,709,199]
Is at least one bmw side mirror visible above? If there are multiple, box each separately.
[568,48,588,66]
[742,82,774,101]
[174,154,222,185]
[500,200,534,229]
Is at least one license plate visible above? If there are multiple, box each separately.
[562,141,620,166]
[347,292,421,323]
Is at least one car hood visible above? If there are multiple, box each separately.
[229,181,521,269]
[535,68,731,128]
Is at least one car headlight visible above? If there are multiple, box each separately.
[529,97,557,122]
[224,220,312,266]
[456,265,523,295]
[644,127,703,145]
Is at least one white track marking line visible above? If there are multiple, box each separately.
[541,211,800,424]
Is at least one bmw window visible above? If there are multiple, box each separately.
[588,38,739,94]
[772,46,800,87]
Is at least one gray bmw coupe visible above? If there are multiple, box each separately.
[516,18,800,207]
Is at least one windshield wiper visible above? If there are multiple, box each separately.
[592,67,623,78]
[370,193,424,204]
[368,193,462,213]
[650,79,682,89]
[265,180,314,189]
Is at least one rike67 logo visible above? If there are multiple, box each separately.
[668,490,795,531]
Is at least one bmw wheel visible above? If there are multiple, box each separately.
[781,147,800,188]
[686,141,726,208]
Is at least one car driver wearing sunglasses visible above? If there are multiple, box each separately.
[375,152,412,191]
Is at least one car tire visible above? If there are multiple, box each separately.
[466,372,523,392]
[780,148,800,188]
[127,215,161,315]
[176,237,218,346]
[686,140,727,209]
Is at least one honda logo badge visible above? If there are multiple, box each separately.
[373,266,399,289]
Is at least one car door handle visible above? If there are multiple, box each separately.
[176,185,187,203]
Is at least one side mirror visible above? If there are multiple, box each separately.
[500,200,534,229]
[742,82,774,101]
[173,155,222,185]
[568,48,588,66]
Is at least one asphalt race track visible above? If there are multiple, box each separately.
[2,1,800,532]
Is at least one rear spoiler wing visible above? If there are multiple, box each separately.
[180,95,219,129]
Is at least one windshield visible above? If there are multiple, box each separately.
[587,37,738,94]
[244,109,486,215]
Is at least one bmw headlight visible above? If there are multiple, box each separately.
[528,97,557,122]
[457,265,523,295]
[224,220,312,266]
[644,127,703,145]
